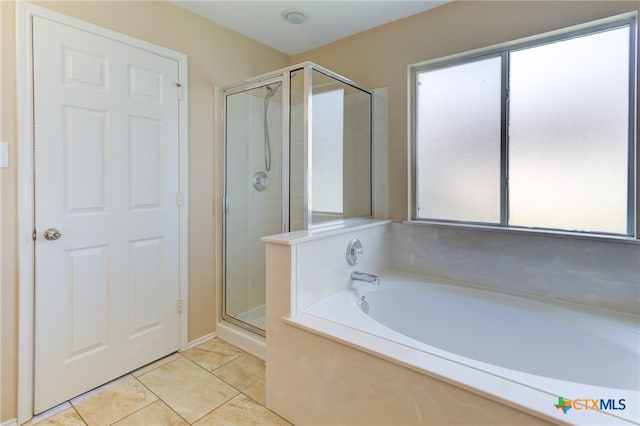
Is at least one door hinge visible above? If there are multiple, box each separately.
[176,298,183,313]
[176,192,184,206]
[32,229,37,241]
[176,83,184,101]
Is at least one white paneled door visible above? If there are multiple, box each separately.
[33,16,181,413]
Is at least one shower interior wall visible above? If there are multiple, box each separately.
[343,92,373,219]
[225,88,283,323]
[289,73,305,231]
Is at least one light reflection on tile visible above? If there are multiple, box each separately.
[193,394,291,426]
[70,375,157,426]
[137,357,239,423]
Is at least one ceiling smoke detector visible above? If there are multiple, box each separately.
[282,9,309,25]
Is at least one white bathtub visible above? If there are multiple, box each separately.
[292,270,640,425]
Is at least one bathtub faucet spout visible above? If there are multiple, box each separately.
[351,271,380,286]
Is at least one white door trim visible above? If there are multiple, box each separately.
[16,3,189,423]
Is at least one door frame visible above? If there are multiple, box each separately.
[16,3,189,423]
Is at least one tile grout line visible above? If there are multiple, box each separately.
[178,351,275,424]
[186,395,239,425]
[132,351,253,425]
[128,367,193,426]
[175,355,245,424]
[100,352,187,425]
[69,403,88,426]
[182,344,245,372]
[205,356,283,421]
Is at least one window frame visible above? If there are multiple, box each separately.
[409,13,638,240]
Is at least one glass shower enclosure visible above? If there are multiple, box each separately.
[222,63,372,337]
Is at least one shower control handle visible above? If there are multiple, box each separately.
[346,238,363,265]
[252,171,269,192]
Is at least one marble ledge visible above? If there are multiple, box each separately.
[402,220,640,246]
[262,219,391,246]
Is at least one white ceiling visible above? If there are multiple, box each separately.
[170,1,451,55]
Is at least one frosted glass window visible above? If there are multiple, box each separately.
[416,56,502,223]
[509,27,630,234]
[411,19,635,237]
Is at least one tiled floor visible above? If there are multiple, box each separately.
[28,338,291,426]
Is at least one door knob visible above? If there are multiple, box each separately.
[44,228,62,241]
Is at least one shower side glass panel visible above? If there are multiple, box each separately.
[289,69,305,231]
[290,67,373,230]
[224,82,283,334]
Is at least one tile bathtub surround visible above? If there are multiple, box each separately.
[28,339,291,426]
[276,220,391,311]
[390,222,640,314]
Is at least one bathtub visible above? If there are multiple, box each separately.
[290,270,640,425]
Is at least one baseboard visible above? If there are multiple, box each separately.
[216,321,266,360]
[186,332,217,350]
[1,419,18,426]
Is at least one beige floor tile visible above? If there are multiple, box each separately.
[193,394,291,426]
[114,401,188,426]
[194,338,242,353]
[71,375,157,426]
[132,352,183,377]
[183,338,243,371]
[137,357,239,424]
[212,354,266,405]
[29,404,86,426]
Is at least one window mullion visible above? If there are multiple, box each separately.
[500,50,509,227]
[626,19,637,237]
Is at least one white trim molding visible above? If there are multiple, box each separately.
[16,3,189,423]
[187,332,217,350]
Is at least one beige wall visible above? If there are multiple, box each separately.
[2,0,639,422]
[0,0,289,421]
[291,0,640,222]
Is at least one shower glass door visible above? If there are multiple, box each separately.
[224,81,283,335]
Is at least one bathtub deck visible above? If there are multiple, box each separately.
[293,270,640,425]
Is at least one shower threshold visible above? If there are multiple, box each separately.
[235,304,266,331]
[217,318,266,360]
